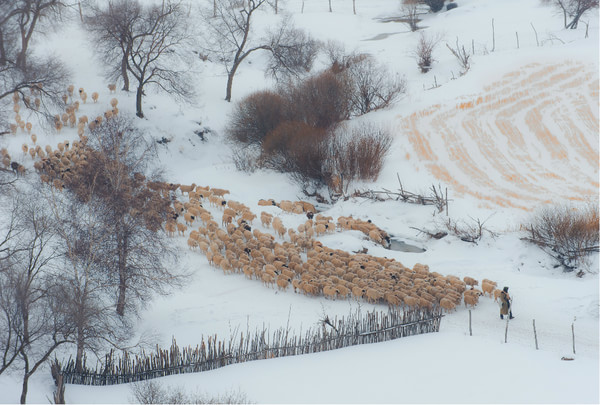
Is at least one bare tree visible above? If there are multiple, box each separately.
[401,0,421,31]
[127,1,193,118]
[342,54,406,116]
[0,191,73,404]
[85,0,193,118]
[45,189,130,372]
[69,116,183,316]
[544,0,598,29]
[264,20,319,82]
[0,0,70,126]
[84,0,143,91]
[10,0,65,71]
[203,0,270,102]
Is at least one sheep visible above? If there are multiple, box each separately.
[463,276,478,287]
[187,238,199,250]
[241,210,256,224]
[110,98,118,108]
[25,122,32,133]
[176,222,187,236]
[179,183,196,195]
[91,92,99,103]
[440,298,456,313]
[183,212,196,225]
[9,123,17,135]
[108,83,116,93]
[323,285,338,299]
[67,84,74,97]
[481,281,495,297]
[366,288,383,303]
[482,279,497,287]
[493,289,502,302]
[21,144,28,154]
[62,94,68,104]
[80,91,87,103]
[55,121,63,132]
[463,290,482,308]
[276,275,291,291]
[278,200,294,212]
[260,211,273,228]
[210,188,230,197]
[258,198,276,206]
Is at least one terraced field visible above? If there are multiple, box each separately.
[401,61,599,210]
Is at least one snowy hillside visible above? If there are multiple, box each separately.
[0,0,598,403]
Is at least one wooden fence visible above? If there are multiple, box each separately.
[52,307,442,386]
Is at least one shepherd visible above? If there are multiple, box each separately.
[500,286,514,320]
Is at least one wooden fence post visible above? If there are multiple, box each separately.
[491,19,496,52]
[504,318,509,343]
[533,319,539,350]
[572,319,576,355]
[468,310,472,336]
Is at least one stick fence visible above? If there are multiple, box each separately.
[53,307,442,386]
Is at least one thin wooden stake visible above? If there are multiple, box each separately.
[572,321,576,354]
[504,317,509,343]
[468,310,472,336]
[515,31,519,49]
[533,319,539,350]
[530,23,539,46]
[491,19,495,52]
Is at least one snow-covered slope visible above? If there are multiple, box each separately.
[0,0,598,403]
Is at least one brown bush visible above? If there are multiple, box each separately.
[285,70,351,129]
[524,203,599,271]
[329,123,393,192]
[261,121,330,186]
[226,90,289,146]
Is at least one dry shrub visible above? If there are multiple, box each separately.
[285,70,351,129]
[262,121,330,186]
[226,90,289,146]
[414,32,441,73]
[331,123,392,185]
[261,121,392,193]
[131,381,251,404]
[524,203,599,271]
[343,55,407,116]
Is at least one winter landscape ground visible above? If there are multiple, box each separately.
[0,0,598,403]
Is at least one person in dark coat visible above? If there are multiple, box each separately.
[500,286,514,320]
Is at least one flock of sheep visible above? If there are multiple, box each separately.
[164,183,501,313]
[2,83,118,176]
[4,83,503,314]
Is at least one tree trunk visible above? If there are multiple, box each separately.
[135,84,144,118]
[75,331,85,372]
[116,223,129,315]
[225,64,241,102]
[121,52,130,91]
[20,373,29,404]
[20,352,29,405]
[0,30,6,66]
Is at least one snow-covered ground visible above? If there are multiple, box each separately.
[0,0,598,403]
